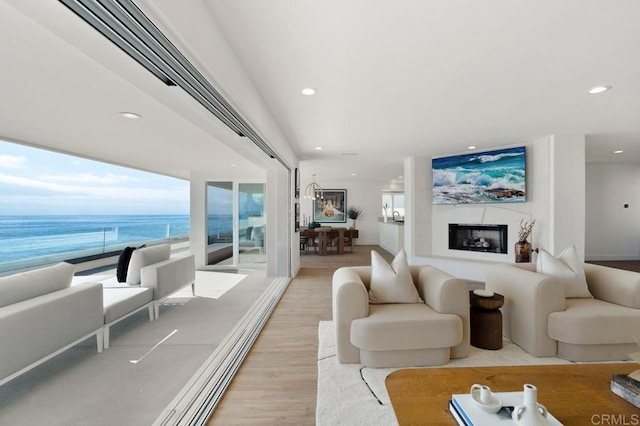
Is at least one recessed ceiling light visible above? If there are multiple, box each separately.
[352,173,357,176]
[587,85,612,95]
[398,176,403,179]
[301,88,316,96]
[614,150,624,154]
[230,164,237,167]
[315,146,323,150]
[120,112,141,119]
[468,146,477,150]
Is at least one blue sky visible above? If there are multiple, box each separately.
[0,140,189,215]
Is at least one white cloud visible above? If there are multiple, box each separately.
[0,174,74,192]
[0,155,26,169]
[40,173,141,185]
[0,173,186,202]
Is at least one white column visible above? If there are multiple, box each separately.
[266,163,291,277]
[404,156,431,260]
[232,181,240,265]
[549,134,586,259]
[189,173,208,269]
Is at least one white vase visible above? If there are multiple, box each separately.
[512,384,550,425]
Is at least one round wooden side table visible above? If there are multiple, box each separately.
[469,290,504,350]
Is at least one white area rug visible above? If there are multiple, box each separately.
[167,270,247,302]
[316,321,575,426]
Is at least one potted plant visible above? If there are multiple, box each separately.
[347,207,363,230]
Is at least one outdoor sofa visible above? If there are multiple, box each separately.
[79,243,197,347]
[0,262,104,386]
[0,243,196,386]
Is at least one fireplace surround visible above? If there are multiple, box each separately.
[449,224,508,254]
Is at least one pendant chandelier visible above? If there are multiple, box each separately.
[304,174,324,200]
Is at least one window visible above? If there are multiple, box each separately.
[382,192,404,219]
[0,140,189,274]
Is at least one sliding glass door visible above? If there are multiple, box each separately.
[207,182,233,265]
[238,183,266,264]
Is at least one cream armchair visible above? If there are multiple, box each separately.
[332,265,470,368]
[486,263,640,361]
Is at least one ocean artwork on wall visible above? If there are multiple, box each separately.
[432,146,526,205]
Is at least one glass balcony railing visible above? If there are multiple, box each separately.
[0,220,189,275]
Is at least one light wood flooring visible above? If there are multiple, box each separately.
[206,245,393,425]
[206,249,640,425]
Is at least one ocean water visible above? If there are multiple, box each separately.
[432,147,526,204]
[0,214,232,272]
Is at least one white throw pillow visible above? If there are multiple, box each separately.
[536,245,592,298]
[368,249,421,304]
[126,244,171,285]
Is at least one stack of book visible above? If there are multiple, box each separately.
[611,340,640,409]
[449,391,562,426]
[611,374,640,409]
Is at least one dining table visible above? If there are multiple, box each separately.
[300,228,358,255]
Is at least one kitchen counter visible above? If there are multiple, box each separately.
[378,219,404,253]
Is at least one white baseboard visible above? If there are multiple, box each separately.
[585,255,640,261]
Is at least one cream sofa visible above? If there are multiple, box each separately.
[0,262,104,386]
[332,265,470,367]
[486,263,640,361]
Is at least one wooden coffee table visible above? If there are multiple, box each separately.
[386,364,640,425]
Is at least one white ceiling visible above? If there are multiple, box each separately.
[1,0,639,186]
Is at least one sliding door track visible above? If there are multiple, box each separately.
[153,276,291,426]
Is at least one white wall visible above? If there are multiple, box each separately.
[585,163,640,260]
[410,135,586,268]
[298,178,384,245]
[297,135,590,272]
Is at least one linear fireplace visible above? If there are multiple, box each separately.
[449,223,508,254]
